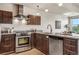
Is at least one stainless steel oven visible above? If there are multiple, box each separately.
[16,36,31,47]
[16,36,31,52]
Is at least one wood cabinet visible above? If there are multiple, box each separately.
[0,10,13,24]
[36,33,49,55]
[0,34,16,54]
[35,16,41,25]
[42,35,49,54]
[27,15,41,25]
[32,33,49,55]
[0,10,3,23]
[63,38,78,55]
[31,33,36,48]
[3,11,12,24]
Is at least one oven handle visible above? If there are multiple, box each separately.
[16,36,31,38]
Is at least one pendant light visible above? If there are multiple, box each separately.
[36,5,40,15]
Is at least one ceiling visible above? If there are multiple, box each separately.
[20,3,79,16]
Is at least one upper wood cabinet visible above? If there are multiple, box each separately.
[35,16,41,25]
[27,15,41,25]
[0,10,13,24]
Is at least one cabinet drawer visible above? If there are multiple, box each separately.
[64,48,77,55]
[64,38,77,46]
[64,38,76,42]
[64,44,77,52]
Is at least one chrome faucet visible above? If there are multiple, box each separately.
[47,24,52,33]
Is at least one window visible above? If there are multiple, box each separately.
[55,21,61,29]
[71,18,79,33]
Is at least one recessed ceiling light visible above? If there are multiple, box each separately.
[45,9,48,12]
[36,13,40,15]
[58,3,63,6]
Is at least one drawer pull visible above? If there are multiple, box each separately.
[46,36,49,38]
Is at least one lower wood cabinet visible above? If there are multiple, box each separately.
[32,33,49,55]
[63,38,78,55]
[32,33,78,55]
[36,33,49,55]
[0,34,16,54]
[31,33,36,48]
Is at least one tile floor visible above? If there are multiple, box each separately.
[10,48,45,55]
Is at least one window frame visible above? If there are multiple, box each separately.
[68,16,79,33]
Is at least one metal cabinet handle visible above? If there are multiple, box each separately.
[0,35,1,42]
[46,36,49,38]
[0,38,1,42]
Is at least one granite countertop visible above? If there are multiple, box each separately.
[1,33,16,35]
[49,34,79,39]
[34,32,79,39]
[1,32,79,39]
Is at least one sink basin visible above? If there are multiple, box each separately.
[71,33,79,37]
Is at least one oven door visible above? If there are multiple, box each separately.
[16,36,31,47]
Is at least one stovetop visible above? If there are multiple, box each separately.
[15,31,32,37]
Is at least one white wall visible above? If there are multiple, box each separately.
[50,15,68,33]
[0,3,68,33]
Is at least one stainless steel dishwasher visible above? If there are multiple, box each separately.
[49,36,63,55]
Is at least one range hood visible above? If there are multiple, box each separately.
[14,4,26,20]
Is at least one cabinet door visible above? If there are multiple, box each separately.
[27,15,35,25]
[63,38,78,55]
[0,34,15,54]
[38,34,43,51]
[0,10,3,23]
[27,15,41,25]
[37,34,49,55]
[35,34,42,51]
[3,11,12,24]
[35,16,41,25]
[43,35,49,55]
[9,34,15,51]
[35,34,41,49]
[35,33,49,55]
[31,33,36,48]
[0,35,11,53]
